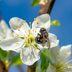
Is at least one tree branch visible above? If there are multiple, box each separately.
[27,62,37,72]
[39,0,55,14]
[0,60,8,72]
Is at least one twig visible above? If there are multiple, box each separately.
[27,62,37,72]
[39,0,55,14]
[0,60,8,72]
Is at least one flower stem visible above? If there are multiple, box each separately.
[27,62,37,72]
[0,60,8,72]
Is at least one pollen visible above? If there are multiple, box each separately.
[22,24,24,26]
[18,28,20,31]
[24,33,35,47]
[16,34,19,37]
[16,42,19,45]
[28,30,31,34]
[16,24,18,28]
[37,22,39,24]
[53,60,71,72]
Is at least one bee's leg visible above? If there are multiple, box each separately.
[47,37,50,49]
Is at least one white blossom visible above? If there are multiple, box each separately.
[0,14,59,65]
[47,45,72,72]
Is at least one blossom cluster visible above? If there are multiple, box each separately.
[0,14,72,72]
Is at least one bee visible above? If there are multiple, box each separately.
[35,28,48,44]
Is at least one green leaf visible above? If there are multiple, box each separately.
[40,49,51,72]
[51,20,60,26]
[32,0,40,6]
[36,62,41,72]
[11,53,23,66]
[0,48,7,61]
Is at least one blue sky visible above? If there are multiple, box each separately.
[0,0,72,72]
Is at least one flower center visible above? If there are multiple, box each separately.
[53,60,71,72]
[24,30,35,47]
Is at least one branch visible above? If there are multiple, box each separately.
[39,0,55,14]
[0,60,8,72]
[27,62,37,72]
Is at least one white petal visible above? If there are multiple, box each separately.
[66,65,72,72]
[9,17,30,37]
[49,46,60,63]
[46,64,55,72]
[37,43,49,50]
[0,20,12,40]
[20,46,40,65]
[48,33,59,48]
[32,14,50,30]
[59,45,72,63]
[32,14,50,36]
[0,38,23,52]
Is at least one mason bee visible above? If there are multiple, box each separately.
[35,28,48,44]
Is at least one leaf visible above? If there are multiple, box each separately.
[32,0,40,6]
[36,62,41,72]
[40,49,51,72]
[51,20,60,26]
[11,53,23,66]
[0,48,7,61]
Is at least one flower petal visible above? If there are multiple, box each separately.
[48,33,59,48]
[49,46,60,64]
[59,45,72,63]
[32,14,50,30]
[45,33,59,63]
[46,64,56,72]
[0,38,23,53]
[0,20,12,40]
[9,17,30,37]
[20,46,40,65]
[32,14,50,36]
